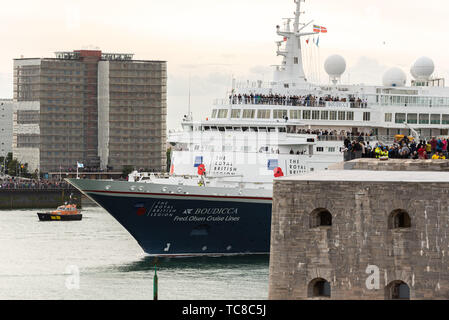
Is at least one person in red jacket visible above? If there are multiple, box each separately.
[418,146,427,159]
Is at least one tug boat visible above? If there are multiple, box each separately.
[37,204,82,221]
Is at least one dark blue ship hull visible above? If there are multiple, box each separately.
[87,192,272,256]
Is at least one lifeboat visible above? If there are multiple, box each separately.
[37,204,82,221]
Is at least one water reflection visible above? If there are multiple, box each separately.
[116,255,270,273]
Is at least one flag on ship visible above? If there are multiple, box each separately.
[77,162,84,168]
[313,25,327,33]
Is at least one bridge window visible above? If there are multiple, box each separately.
[308,278,331,298]
[231,109,241,118]
[257,109,271,119]
[273,109,287,119]
[217,109,228,118]
[419,114,429,124]
[242,109,255,119]
[289,110,301,119]
[320,111,329,120]
[310,208,332,228]
[363,112,371,121]
[347,111,354,121]
[389,209,411,229]
[303,110,311,119]
[386,281,410,300]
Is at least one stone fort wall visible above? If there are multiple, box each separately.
[269,178,449,300]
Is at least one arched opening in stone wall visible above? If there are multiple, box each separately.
[385,280,410,300]
[308,278,331,298]
[310,208,332,228]
[389,209,411,229]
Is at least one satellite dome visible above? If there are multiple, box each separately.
[324,55,346,77]
[411,56,434,80]
[382,67,407,87]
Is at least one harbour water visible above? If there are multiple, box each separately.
[0,207,269,300]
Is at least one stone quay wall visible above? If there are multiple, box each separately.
[269,179,449,300]
[0,189,82,209]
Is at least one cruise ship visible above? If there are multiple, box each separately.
[68,0,449,256]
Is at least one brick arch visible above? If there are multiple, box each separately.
[385,280,410,300]
[309,208,332,228]
[388,209,412,229]
[307,277,331,298]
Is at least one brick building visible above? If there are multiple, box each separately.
[269,161,449,300]
[13,50,166,173]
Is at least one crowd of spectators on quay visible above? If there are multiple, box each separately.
[229,93,368,108]
[343,136,449,160]
[0,177,74,190]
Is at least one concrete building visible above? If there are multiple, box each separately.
[0,99,13,158]
[13,50,167,173]
[269,159,449,300]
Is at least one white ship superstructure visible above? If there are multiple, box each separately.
[169,0,449,180]
[68,0,449,256]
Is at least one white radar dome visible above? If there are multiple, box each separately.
[382,67,407,87]
[324,54,346,77]
[411,56,434,80]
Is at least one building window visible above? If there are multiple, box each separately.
[346,111,354,121]
[388,209,411,229]
[329,111,337,120]
[294,57,299,64]
[308,278,331,298]
[338,111,346,120]
[316,147,324,152]
[211,109,217,118]
[310,208,332,228]
[385,281,410,300]
[312,110,320,120]
[385,113,392,122]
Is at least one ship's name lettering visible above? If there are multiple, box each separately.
[194,208,238,215]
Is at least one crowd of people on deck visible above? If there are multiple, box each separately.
[0,178,73,190]
[343,136,449,160]
[229,93,368,108]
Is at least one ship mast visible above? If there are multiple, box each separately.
[274,0,318,87]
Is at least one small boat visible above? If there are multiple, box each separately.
[37,204,82,221]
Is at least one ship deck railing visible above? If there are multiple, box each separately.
[213,99,369,109]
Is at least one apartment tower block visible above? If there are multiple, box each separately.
[13,50,166,173]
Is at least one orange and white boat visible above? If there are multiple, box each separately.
[37,204,82,221]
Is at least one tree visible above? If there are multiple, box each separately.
[166,147,172,172]
[122,165,134,178]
